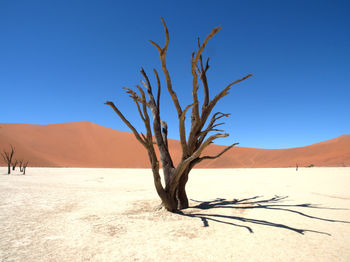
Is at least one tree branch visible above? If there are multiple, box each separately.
[124,87,147,122]
[185,133,229,165]
[135,85,154,144]
[187,27,223,153]
[140,68,156,105]
[160,120,168,149]
[140,68,174,170]
[191,26,222,125]
[150,17,189,157]
[149,18,182,117]
[104,101,147,147]
[202,74,253,123]
[197,38,210,108]
[196,142,239,164]
[191,111,229,149]
[154,69,161,109]
[179,103,194,157]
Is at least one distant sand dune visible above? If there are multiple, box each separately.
[0,121,349,168]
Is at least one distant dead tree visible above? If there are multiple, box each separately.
[19,160,23,172]
[12,160,18,171]
[22,161,29,175]
[1,145,15,175]
[105,18,252,212]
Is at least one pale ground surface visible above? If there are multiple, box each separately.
[0,167,349,262]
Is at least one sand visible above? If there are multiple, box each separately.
[0,167,349,261]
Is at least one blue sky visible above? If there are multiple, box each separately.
[1,0,349,149]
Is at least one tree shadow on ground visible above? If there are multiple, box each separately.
[176,195,350,235]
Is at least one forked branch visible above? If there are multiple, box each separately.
[149,17,188,157]
[191,27,222,123]
[185,133,230,165]
[149,18,182,117]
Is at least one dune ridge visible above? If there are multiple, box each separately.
[0,121,349,168]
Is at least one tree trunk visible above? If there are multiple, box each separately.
[148,151,178,212]
[7,165,11,175]
[160,169,189,211]
[159,190,178,212]
[177,170,189,209]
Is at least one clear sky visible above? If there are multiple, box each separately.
[1,0,349,149]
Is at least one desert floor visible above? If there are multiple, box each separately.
[0,167,349,262]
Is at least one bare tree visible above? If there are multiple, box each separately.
[1,145,15,175]
[19,160,23,172]
[105,18,252,212]
[12,160,18,171]
[22,161,29,175]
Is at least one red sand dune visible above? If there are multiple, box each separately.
[0,121,349,168]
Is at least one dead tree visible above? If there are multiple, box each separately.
[19,160,23,172]
[22,161,29,175]
[12,160,18,171]
[105,18,252,212]
[1,145,15,175]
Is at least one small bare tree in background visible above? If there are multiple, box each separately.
[19,160,23,172]
[105,18,252,212]
[22,161,29,175]
[12,160,18,171]
[1,145,15,175]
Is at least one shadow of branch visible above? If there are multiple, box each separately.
[177,195,350,235]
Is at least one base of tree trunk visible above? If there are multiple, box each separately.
[177,189,189,209]
[177,170,189,209]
